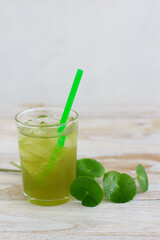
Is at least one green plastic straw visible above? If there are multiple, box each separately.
[39,69,83,180]
[59,69,83,126]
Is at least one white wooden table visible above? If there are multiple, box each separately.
[0,104,160,239]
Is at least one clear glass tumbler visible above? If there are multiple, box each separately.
[15,107,78,206]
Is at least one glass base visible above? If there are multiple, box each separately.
[24,193,71,206]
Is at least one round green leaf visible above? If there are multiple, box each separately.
[77,158,105,178]
[103,171,136,203]
[136,164,148,192]
[70,176,103,207]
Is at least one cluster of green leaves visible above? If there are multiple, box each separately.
[70,158,149,207]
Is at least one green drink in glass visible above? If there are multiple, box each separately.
[15,107,78,206]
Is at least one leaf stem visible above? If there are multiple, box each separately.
[10,161,21,169]
[0,161,21,173]
[0,168,21,172]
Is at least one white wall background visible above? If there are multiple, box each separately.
[0,0,160,108]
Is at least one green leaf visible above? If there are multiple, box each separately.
[70,176,103,207]
[103,171,136,203]
[77,158,105,178]
[37,115,48,118]
[136,164,149,192]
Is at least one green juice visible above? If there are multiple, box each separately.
[16,111,78,206]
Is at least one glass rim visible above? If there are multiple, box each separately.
[15,107,79,128]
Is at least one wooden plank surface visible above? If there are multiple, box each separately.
[0,104,160,239]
